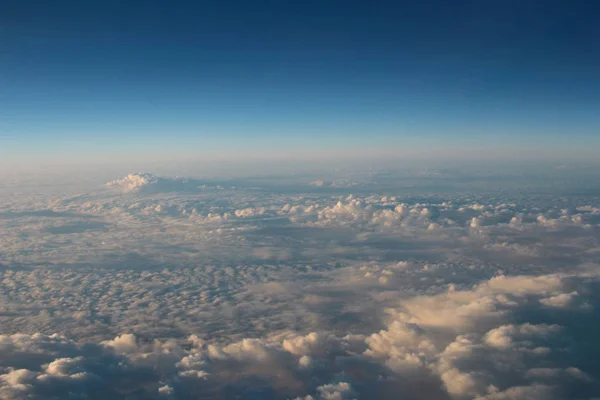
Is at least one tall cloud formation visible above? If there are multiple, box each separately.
[1,169,600,399]
[106,173,229,194]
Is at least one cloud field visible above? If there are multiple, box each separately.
[1,168,600,399]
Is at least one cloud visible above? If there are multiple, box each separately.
[106,173,163,192]
[295,382,357,400]
[474,384,556,400]
[0,333,159,400]
[235,207,266,218]
[539,292,584,309]
[106,173,227,194]
[2,169,600,399]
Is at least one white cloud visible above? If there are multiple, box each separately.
[539,292,582,309]
[107,173,161,192]
[235,207,266,218]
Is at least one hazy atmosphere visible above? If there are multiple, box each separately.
[2,1,600,399]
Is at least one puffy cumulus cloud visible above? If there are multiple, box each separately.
[478,274,563,297]
[0,332,159,400]
[539,292,588,309]
[364,320,437,372]
[282,332,328,356]
[275,193,599,238]
[317,199,374,225]
[470,217,482,228]
[235,207,266,218]
[294,382,357,400]
[0,323,426,399]
[431,322,567,397]
[106,172,162,192]
[357,268,600,399]
[280,197,439,230]
[483,323,562,349]
[0,331,295,399]
[384,274,564,333]
[102,333,139,353]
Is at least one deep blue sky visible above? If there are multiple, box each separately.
[2,0,599,163]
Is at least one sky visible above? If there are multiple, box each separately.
[2,0,600,164]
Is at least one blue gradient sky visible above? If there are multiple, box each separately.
[2,0,599,163]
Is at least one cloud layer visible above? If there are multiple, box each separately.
[2,170,600,399]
